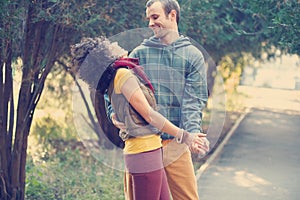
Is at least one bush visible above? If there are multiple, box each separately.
[26,147,124,200]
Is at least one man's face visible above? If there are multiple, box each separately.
[146,2,174,38]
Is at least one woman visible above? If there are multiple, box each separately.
[71,37,207,200]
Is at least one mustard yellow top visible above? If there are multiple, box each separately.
[114,68,162,154]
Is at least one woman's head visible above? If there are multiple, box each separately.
[70,37,127,89]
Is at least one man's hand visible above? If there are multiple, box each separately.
[111,113,126,130]
[189,133,210,155]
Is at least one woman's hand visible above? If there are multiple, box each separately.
[111,113,126,131]
[189,133,210,155]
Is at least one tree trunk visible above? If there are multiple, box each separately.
[59,61,104,142]
[0,21,14,199]
[2,2,69,198]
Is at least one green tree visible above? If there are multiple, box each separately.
[180,0,299,60]
[0,0,129,199]
[179,0,299,92]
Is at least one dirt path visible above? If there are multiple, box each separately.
[196,86,300,199]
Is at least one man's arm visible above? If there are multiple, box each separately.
[104,92,127,130]
[181,47,208,133]
[104,93,114,123]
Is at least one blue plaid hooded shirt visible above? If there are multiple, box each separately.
[129,35,208,140]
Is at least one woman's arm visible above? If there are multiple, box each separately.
[121,76,181,137]
[120,71,209,153]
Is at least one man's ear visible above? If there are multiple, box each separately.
[169,10,177,22]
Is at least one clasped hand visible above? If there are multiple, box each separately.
[189,133,210,155]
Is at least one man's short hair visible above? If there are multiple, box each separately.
[146,0,180,24]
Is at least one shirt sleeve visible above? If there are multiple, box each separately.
[104,93,114,123]
[181,47,208,133]
[114,68,135,94]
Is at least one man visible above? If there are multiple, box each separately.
[111,0,209,199]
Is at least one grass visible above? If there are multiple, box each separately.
[26,147,124,200]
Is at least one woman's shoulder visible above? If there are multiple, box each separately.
[115,68,133,81]
[114,68,135,93]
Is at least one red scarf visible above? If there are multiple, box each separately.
[114,58,155,94]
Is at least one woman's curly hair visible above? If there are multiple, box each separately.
[70,37,127,89]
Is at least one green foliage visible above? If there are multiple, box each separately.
[27,0,147,38]
[179,0,263,60]
[218,54,247,92]
[31,115,77,149]
[30,63,78,150]
[265,0,300,55]
[0,0,24,59]
[179,0,300,60]
[2,0,299,70]
[25,148,124,200]
[39,64,74,110]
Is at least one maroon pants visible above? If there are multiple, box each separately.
[124,148,170,200]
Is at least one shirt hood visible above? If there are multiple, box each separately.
[141,35,192,49]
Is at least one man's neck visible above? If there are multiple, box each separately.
[160,31,180,45]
